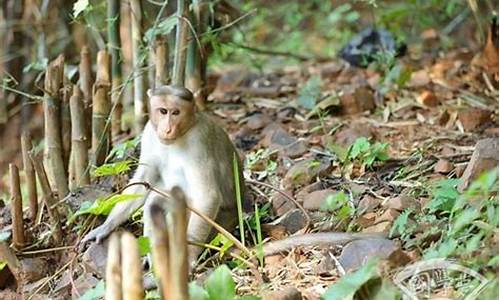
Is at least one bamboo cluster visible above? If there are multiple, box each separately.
[105,187,189,300]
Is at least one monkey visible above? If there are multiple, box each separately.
[81,84,244,265]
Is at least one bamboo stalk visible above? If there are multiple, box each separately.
[61,81,72,171]
[30,153,62,245]
[168,186,189,300]
[106,233,122,300]
[9,164,25,248]
[79,46,93,148]
[108,0,123,138]
[92,50,112,167]
[44,54,69,198]
[148,202,171,299]
[172,0,190,86]
[121,232,144,300]
[186,0,208,110]
[69,86,90,186]
[130,0,147,134]
[155,37,169,86]
[21,132,38,221]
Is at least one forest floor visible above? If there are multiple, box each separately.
[0,27,498,300]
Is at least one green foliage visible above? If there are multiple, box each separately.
[91,160,135,177]
[137,236,151,256]
[208,233,234,259]
[253,202,264,267]
[331,137,390,168]
[321,191,355,222]
[425,179,460,213]
[322,258,379,300]
[389,208,414,239]
[144,15,177,43]
[106,137,140,161]
[73,194,143,218]
[77,280,105,300]
[298,76,322,109]
[233,153,245,246]
[0,261,6,271]
[73,0,90,18]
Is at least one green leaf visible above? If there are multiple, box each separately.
[389,208,412,238]
[298,76,322,109]
[77,280,105,300]
[144,15,177,43]
[239,296,260,300]
[450,208,480,235]
[323,257,379,300]
[137,236,151,256]
[321,192,347,212]
[91,160,135,177]
[74,194,143,217]
[205,265,236,300]
[0,261,6,271]
[189,282,209,300]
[348,137,370,160]
[73,0,90,18]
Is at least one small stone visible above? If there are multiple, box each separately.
[458,138,499,191]
[271,190,296,216]
[434,159,454,174]
[375,209,400,223]
[277,107,297,119]
[271,209,306,234]
[383,195,420,212]
[455,163,467,178]
[417,90,439,107]
[21,258,49,282]
[82,241,109,278]
[283,158,332,188]
[457,108,491,131]
[358,195,379,213]
[339,85,375,115]
[246,113,271,130]
[72,274,99,298]
[339,238,398,272]
[303,189,335,211]
[262,287,302,300]
[262,126,308,158]
[332,125,373,147]
[362,221,392,234]
[408,69,430,87]
[355,212,377,228]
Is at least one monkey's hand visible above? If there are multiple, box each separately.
[80,223,114,247]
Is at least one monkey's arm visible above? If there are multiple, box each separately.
[262,232,386,256]
[81,124,160,244]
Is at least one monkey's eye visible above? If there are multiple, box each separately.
[172,110,180,116]
[159,108,168,115]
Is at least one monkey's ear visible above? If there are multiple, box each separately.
[146,89,153,98]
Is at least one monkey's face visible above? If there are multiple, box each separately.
[150,95,196,144]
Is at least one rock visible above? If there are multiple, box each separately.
[355,212,377,228]
[53,269,72,296]
[375,209,400,223]
[22,277,49,295]
[434,159,453,174]
[383,195,420,212]
[458,138,499,191]
[262,126,308,158]
[262,287,302,300]
[277,107,297,119]
[21,258,49,282]
[72,273,100,298]
[455,163,467,178]
[271,190,296,216]
[296,182,327,203]
[339,238,398,272]
[82,241,109,277]
[303,189,335,211]
[233,127,259,151]
[0,290,22,300]
[332,124,373,147]
[408,69,430,87]
[417,90,439,107]
[271,209,306,234]
[362,221,392,234]
[283,158,332,188]
[339,85,375,115]
[357,195,379,213]
[246,113,271,130]
[457,108,491,131]
[314,249,336,275]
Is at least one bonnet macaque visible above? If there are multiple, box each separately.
[82,85,243,264]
